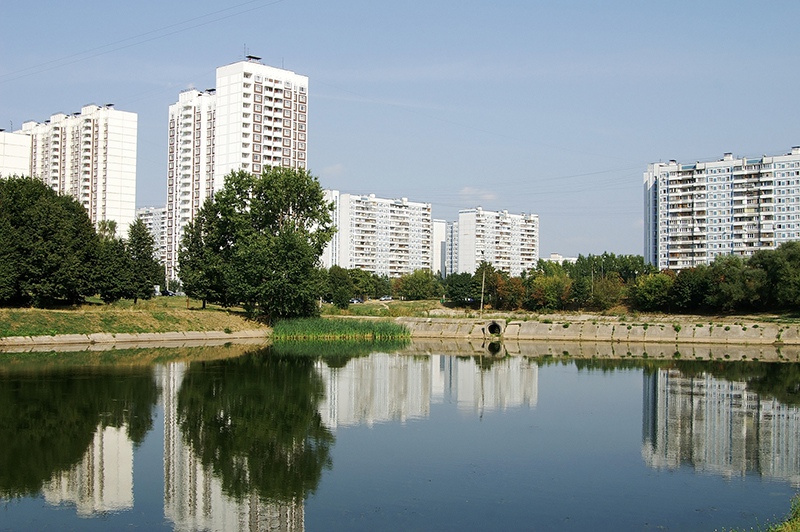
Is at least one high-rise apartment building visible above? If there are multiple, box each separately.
[165,56,308,280]
[137,206,167,265]
[432,219,446,276]
[0,130,32,178]
[454,208,539,276]
[10,104,137,232]
[644,147,800,270]
[323,191,433,278]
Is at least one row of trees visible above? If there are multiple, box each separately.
[437,245,800,313]
[0,176,161,306]
[630,243,800,313]
[441,253,654,311]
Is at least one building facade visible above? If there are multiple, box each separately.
[322,191,433,278]
[12,104,137,232]
[644,148,800,270]
[137,206,168,265]
[165,56,309,280]
[0,130,32,178]
[454,208,539,276]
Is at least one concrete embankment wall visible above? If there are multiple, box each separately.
[0,329,270,353]
[396,317,799,345]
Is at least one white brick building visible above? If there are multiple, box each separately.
[137,206,167,264]
[323,191,433,278]
[644,147,800,270]
[454,208,539,276]
[0,130,32,178]
[10,104,137,232]
[166,56,308,279]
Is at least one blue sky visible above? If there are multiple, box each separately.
[2,1,799,257]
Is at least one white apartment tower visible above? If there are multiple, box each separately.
[455,208,539,276]
[323,191,433,277]
[16,104,137,232]
[137,206,168,265]
[166,56,309,279]
[0,130,32,178]
[644,147,800,270]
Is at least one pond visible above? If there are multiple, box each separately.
[1,341,799,531]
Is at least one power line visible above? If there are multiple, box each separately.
[0,0,286,84]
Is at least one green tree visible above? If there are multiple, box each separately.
[630,272,673,311]
[127,218,160,304]
[705,256,754,311]
[444,272,474,306]
[372,273,392,299]
[348,268,375,300]
[669,266,710,312]
[178,204,228,308]
[525,273,572,311]
[0,176,99,306]
[96,235,133,303]
[179,168,335,321]
[591,273,624,310]
[749,242,800,310]
[396,269,441,300]
[328,265,354,309]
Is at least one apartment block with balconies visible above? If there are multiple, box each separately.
[644,148,800,270]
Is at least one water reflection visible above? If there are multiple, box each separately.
[2,346,800,530]
[162,350,334,531]
[643,365,800,486]
[0,366,159,508]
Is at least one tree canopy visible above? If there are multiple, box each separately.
[179,168,335,321]
[0,176,99,306]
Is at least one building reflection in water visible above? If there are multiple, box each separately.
[37,353,800,528]
[42,425,134,515]
[158,363,304,532]
[316,354,539,429]
[643,369,800,486]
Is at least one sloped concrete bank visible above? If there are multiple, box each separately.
[0,329,270,353]
[396,317,800,346]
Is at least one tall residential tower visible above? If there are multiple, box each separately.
[165,56,308,280]
[12,104,137,233]
[454,207,539,276]
[644,147,800,270]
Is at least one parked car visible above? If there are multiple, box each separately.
[379,295,392,301]
[350,298,363,304]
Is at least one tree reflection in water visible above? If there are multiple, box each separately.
[177,347,334,503]
[0,367,158,498]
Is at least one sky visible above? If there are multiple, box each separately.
[2,1,800,258]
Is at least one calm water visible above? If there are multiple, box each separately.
[1,343,799,531]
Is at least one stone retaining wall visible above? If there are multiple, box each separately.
[0,329,269,353]
[396,317,798,345]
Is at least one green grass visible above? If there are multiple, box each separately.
[0,297,264,338]
[272,317,410,341]
[321,299,442,318]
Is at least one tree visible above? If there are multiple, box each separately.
[96,235,133,304]
[705,256,754,312]
[749,242,800,310]
[630,272,673,311]
[178,168,335,321]
[127,218,160,304]
[444,272,474,306]
[0,176,99,306]
[348,268,375,300]
[396,269,441,301]
[328,265,354,309]
[669,266,710,312]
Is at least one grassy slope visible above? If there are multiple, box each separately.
[0,296,266,338]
